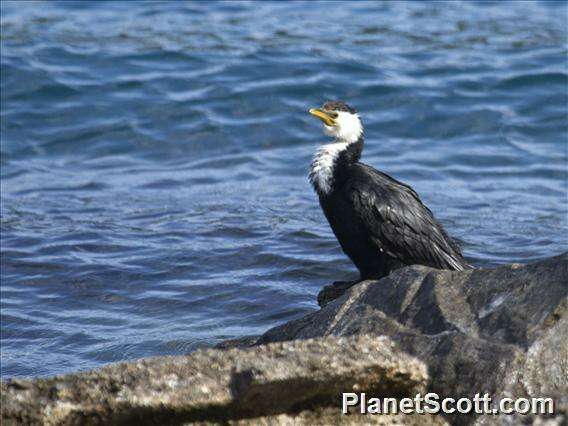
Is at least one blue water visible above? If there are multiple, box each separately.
[1,1,566,378]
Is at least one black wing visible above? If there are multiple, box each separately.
[346,164,470,271]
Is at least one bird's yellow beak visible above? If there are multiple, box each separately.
[309,108,336,126]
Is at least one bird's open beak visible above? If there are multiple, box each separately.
[309,108,336,126]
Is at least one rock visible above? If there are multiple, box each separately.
[256,253,568,425]
[228,407,449,425]
[214,334,259,349]
[1,335,436,425]
[318,280,360,307]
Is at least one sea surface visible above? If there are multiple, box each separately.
[1,1,567,378]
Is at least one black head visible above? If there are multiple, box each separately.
[322,100,357,114]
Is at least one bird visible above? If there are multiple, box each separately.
[308,100,471,281]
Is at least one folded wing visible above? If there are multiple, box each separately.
[346,165,470,271]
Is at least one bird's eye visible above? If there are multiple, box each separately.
[328,111,339,118]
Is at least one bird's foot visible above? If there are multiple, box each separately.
[317,279,362,308]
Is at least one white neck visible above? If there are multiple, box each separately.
[324,111,363,144]
[309,142,349,195]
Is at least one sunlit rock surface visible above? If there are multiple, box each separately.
[1,335,437,425]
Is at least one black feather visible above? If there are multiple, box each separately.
[317,138,470,279]
[322,100,357,114]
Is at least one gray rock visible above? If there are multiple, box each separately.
[1,335,434,425]
[257,253,568,425]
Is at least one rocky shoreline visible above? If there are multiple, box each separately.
[2,253,567,425]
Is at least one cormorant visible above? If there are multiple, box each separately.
[308,100,470,280]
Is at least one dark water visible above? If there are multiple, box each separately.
[1,1,567,378]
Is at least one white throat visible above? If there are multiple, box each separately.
[309,142,349,195]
